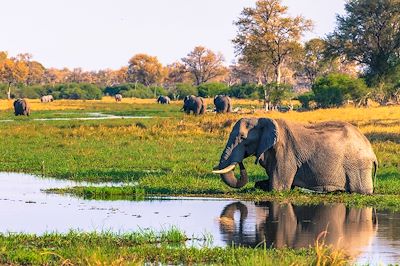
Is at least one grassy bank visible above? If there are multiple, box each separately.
[0,99,399,208]
[0,230,346,265]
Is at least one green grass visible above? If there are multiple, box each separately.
[0,230,345,265]
[0,102,399,210]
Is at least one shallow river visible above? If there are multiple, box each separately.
[0,172,399,265]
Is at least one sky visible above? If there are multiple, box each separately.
[1,0,346,71]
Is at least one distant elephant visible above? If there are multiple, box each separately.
[214,95,232,113]
[219,201,376,257]
[13,98,31,116]
[157,95,170,104]
[115,94,122,102]
[40,95,54,103]
[182,95,206,115]
[213,118,377,194]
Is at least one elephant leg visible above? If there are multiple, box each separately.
[255,179,270,191]
[346,163,373,194]
[270,164,297,191]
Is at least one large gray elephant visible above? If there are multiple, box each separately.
[40,95,54,103]
[157,95,170,104]
[219,201,376,257]
[214,95,232,113]
[182,95,206,115]
[213,118,377,194]
[13,98,31,116]
[115,94,122,102]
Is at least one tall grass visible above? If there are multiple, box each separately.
[0,230,348,265]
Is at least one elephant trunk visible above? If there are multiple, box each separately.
[218,162,248,188]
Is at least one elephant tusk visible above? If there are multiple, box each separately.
[212,164,236,174]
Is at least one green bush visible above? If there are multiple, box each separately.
[169,83,198,100]
[197,82,229,97]
[312,74,368,108]
[266,83,294,105]
[229,84,263,99]
[104,83,146,96]
[297,92,315,109]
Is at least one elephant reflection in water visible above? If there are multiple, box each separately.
[219,202,377,257]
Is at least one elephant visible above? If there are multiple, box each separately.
[214,95,232,113]
[40,95,54,103]
[182,95,206,115]
[115,94,122,102]
[213,118,378,194]
[157,95,170,104]
[219,201,376,257]
[13,98,31,116]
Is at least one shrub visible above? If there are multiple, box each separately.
[266,83,294,105]
[312,74,368,108]
[297,91,315,109]
[197,82,229,97]
[229,84,263,99]
[169,83,198,100]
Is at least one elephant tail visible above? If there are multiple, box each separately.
[373,159,378,192]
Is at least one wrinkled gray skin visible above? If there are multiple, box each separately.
[40,95,54,103]
[115,94,122,102]
[13,98,31,116]
[214,95,232,113]
[219,202,376,256]
[182,95,206,115]
[157,95,170,104]
[214,118,377,194]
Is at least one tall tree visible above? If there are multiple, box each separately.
[327,0,400,84]
[127,54,164,86]
[0,57,29,99]
[233,0,312,109]
[233,0,313,85]
[164,62,193,87]
[181,46,226,85]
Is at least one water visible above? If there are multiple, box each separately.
[0,172,399,264]
[0,113,151,122]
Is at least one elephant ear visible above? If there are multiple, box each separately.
[256,118,278,164]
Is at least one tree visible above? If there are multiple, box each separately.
[0,57,29,99]
[164,62,193,87]
[296,38,329,85]
[26,61,45,85]
[127,54,164,86]
[327,0,400,85]
[233,0,313,109]
[181,46,226,85]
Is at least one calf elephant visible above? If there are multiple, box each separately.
[214,95,232,113]
[40,95,54,103]
[219,201,376,257]
[115,94,122,102]
[13,98,31,116]
[213,118,377,194]
[157,95,170,104]
[182,95,206,115]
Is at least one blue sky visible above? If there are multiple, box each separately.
[1,0,345,70]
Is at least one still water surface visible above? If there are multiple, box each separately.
[0,172,399,265]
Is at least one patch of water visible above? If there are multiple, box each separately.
[0,113,151,122]
[0,172,399,264]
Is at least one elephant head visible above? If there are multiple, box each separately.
[213,118,278,188]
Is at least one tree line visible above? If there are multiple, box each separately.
[1,0,400,109]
